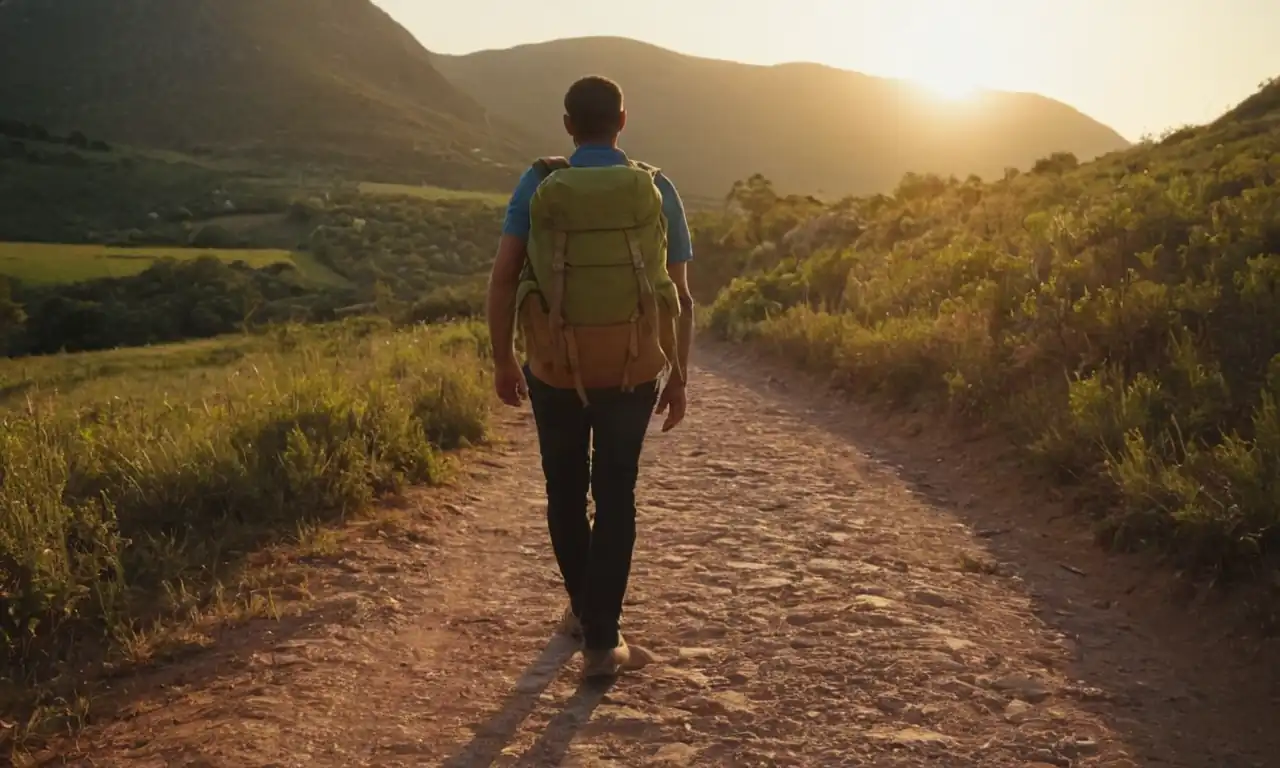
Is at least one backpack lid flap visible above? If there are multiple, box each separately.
[530,166,663,232]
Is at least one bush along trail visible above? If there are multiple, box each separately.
[32,344,1280,767]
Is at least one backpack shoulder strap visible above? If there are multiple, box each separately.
[531,156,571,181]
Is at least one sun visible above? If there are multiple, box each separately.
[917,73,980,101]
[893,3,995,102]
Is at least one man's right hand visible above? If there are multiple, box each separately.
[493,354,528,407]
[656,377,687,432]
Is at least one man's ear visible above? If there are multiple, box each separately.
[618,109,627,132]
[562,114,574,136]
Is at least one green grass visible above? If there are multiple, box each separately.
[357,181,507,206]
[280,250,351,288]
[0,318,493,752]
[0,242,295,284]
[0,335,269,407]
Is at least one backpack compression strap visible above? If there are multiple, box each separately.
[546,228,588,403]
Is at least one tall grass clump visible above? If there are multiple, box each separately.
[0,319,491,684]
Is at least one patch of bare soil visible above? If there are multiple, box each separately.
[32,344,1280,767]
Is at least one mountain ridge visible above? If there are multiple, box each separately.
[433,35,1131,197]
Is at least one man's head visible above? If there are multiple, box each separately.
[563,76,626,146]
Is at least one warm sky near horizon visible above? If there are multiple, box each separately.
[380,0,1279,142]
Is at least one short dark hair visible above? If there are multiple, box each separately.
[564,76,624,141]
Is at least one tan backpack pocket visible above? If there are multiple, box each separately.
[520,292,671,395]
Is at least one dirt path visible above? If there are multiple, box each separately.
[52,345,1280,767]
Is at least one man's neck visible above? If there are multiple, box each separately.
[574,138,619,150]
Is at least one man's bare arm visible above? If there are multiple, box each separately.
[486,234,527,361]
[667,261,694,384]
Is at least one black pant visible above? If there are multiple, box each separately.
[525,365,658,651]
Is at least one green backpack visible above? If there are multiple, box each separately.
[515,157,681,403]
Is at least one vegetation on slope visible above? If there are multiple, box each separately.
[0,319,492,748]
[0,0,528,190]
[303,189,500,310]
[3,256,346,356]
[0,139,502,357]
[0,130,298,247]
[434,35,1130,199]
[700,78,1280,582]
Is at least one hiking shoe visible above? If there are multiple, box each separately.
[582,634,632,679]
[556,606,583,640]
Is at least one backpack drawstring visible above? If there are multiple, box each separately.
[621,230,657,393]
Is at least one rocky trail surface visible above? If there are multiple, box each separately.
[49,345,1280,767]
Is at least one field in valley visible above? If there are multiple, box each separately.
[0,242,295,283]
[0,241,352,288]
[357,180,508,206]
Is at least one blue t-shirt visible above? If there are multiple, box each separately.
[500,144,693,265]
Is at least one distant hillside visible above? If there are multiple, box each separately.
[0,0,528,189]
[434,36,1131,198]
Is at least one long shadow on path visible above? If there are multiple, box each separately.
[512,678,615,767]
[441,634,610,768]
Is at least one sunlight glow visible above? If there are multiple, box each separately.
[892,2,995,102]
[917,73,980,101]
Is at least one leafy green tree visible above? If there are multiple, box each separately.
[726,173,779,245]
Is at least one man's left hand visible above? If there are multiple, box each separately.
[656,378,687,433]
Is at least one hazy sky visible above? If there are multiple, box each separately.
[380,0,1279,141]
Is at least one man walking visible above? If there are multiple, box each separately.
[485,75,695,679]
